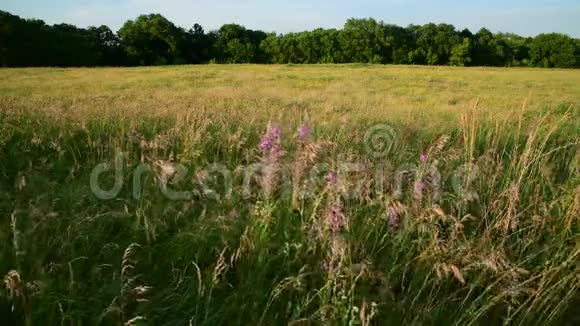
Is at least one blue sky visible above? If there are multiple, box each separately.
[2,0,579,37]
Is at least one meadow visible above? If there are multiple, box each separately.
[0,64,578,325]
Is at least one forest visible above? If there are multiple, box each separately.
[1,10,579,67]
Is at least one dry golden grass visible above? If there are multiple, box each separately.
[1,64,579,130]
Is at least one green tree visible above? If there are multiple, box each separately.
[48,23,96,66]
[260,34,283,63]
[529,33,576,68]
[212,24,268,63]
[410,23,461,65]
[87,25,124,65]
[575,39,580,67]
[118,14,185,65]
[383,24,414,64]
[181,23,212,64]
[1,9,579,69]
[496,33,532,66]
[472,28,510,66]
[450,38,472,66]
[339,18,388,63]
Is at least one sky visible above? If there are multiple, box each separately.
[2,0,579,37]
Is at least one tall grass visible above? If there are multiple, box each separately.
[0,65,578,325]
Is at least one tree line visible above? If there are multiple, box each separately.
[1,10,579,68]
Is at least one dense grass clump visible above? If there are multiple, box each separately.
[0,65,579,325]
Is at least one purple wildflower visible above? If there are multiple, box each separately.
[414,180,425,200]
[259,138,274,153]
[321,260,329,272]
[259,125,284,199]
[297,124,310,142]
[259,125,282,155]
[326,171,338,187]
[388,206,399,229]
[270,126,281,138]
[326,205,346,232]
[420,153,428,163]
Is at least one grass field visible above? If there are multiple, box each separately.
[0,65,579,325]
